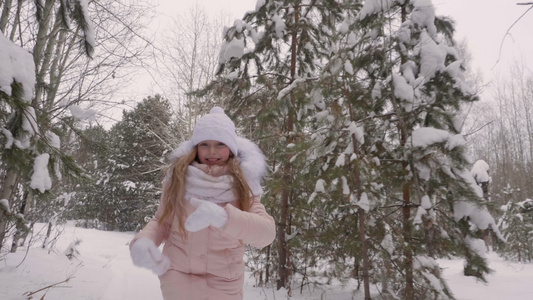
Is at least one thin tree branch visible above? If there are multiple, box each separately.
[492,4,533,70]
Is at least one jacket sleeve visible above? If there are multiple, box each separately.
[222,195,276,248]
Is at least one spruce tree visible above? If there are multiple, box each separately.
[497,193,533,262]
[67,125,111,229]
[71,95,176,231]
[343,0,503,298]
[107,95,174,231]
[201,0,503,298]
[206,0,350,293]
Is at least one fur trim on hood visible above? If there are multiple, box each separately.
[168,137,267,196]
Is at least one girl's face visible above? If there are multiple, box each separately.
[197,140,231,166]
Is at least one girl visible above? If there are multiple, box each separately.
[129,107,276,300]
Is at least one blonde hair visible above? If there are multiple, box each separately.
[158,147,252,236]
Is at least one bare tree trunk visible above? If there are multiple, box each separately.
[265,244,271,284]
[375,2,416,297]
[277,135,294,292]
[0,167,18,249]
[0,0,13,33]
[525,81,533,162]
[32,0,55,107]
[42,221,53,249]
[357,207,372,299]
[277,164,291,291]
[10,192,29,252]
[345,89,371,299]
[8,0,23,41]
[276,4,300,294]
[402,176,414,299]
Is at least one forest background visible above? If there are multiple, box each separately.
[1,1,533,299]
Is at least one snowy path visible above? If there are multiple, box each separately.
[0,224,161,300]
[2,223,533,299]
[67,226,162,300]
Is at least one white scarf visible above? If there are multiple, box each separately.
[184,164,235,203]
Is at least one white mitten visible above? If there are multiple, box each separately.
[130,238,170,275]
[185,198,229,232]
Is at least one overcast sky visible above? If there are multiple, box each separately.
[434,0,533,82]
[153,0,533,97]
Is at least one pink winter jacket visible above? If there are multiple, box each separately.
[131,165,276,300]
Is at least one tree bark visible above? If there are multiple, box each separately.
[42,221,53,249]
[8,0,22,41]
[0,167,18,249]
[358,206,371,300]
[277,3,300,293]
[398,3,414,298]
[32,0,55,107]
[277,159,291,291]
[10,192,29,252]
[0,0,13,33]
[346,88,371,300]
[402,178,414,299]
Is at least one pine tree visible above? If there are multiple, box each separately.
[68,95,177,231]
[206,0,351,293]
[107,95,174,230]
[497,191,533,262]
[66,125,111,229]
[201,0,503,298]
[344,0,502,298]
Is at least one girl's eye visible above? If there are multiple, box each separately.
[218,143,226,147]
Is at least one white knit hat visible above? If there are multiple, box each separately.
[191,107,238,155]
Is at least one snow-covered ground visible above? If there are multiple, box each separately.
[1,223,532,300]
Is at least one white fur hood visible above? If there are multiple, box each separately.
[168,137,268,196]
